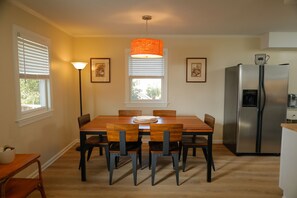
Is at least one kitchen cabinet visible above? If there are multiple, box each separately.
[279,124,297,198]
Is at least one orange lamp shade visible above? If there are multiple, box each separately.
[130,38,163,58]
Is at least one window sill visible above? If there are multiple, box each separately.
[16,110,53,127]
[125,102,168,108]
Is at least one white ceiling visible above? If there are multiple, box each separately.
[10,0,297,37]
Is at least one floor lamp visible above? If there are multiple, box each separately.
[71,62,87,116]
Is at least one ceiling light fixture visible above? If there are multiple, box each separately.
[130,15,163,58]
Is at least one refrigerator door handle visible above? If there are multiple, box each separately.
[261,74,266,112]
[256,65,266,153]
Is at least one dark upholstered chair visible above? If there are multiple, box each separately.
[77,114,108,169]
[106,123,142,185]
[149,123,183,185]
[182,114,215,172]
[117,110,142,166]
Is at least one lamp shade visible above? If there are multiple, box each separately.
[130,38,163,58]
[71,62,87,70]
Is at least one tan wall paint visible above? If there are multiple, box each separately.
[0,1,77,174]
[1,0,297,172]
[74,36,297,142]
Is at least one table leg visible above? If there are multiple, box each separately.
[207,133,213,182]
[80,132,86,181]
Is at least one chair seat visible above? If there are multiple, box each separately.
[86,135,108,145]
[77,114,109,170]
[109,142,141,152]
[182,136,208,146]
[149,141,179,152]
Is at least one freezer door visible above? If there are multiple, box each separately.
[261,65,289,153]
[237,65,259,153]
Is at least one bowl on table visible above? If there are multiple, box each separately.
[133,116,159,124]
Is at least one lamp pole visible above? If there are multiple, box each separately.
[78,69,83,116]
[71,62,88,116]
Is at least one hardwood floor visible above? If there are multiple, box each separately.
[29,143,282,198]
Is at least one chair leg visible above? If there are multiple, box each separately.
[87,147,93,161]
[139,148,142,168]
[202,148,215,171]
[105,146,110,171]
[78,158,81,170]
[172,156,175,169]
[192,148,196,157]
[109,154,116,185]
[131,154,138,186]
[182,146,189,172]
[211,156,215,171]
[99,147,103,156]
[139,141,142,167]
[115,156,119,168]
[172,153,179,186]
[149,148,151,170]
[151,154,158,186]
[192,135,197,156]
[178,142,183,161]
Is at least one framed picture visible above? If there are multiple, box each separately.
[90,58,110,83]
[186,58,207,83]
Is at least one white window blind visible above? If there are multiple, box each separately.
[128,56,165,76]
[17,33,50,79]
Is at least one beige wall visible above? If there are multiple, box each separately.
[0,0,77,173]
[1,0,297,171]
[74,36,297,143]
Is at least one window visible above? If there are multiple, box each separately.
[125,49,168,107]
[13,26,52,126]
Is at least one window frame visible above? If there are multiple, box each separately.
[125,49,168,107]
[13,25,53,126]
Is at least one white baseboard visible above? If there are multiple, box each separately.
[28,139,79,178]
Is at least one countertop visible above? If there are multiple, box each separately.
[281,123,297,133]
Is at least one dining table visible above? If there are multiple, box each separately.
[79,115,213,182]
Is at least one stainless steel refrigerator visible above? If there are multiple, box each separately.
[223,64,289,155]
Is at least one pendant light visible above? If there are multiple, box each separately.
[130,15,163,58]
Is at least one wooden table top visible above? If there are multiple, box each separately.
[80,115,213,134]
[0,154,40,181]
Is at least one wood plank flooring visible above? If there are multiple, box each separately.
[29,144,282,198]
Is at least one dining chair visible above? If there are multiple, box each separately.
[106,123,142,186]
[77,114,109,169]
[149,123,183,186]
[153,110,176,117]
[153,110,182,159]
[182,114,215,172]
[118,110,142,166]
[118,110,142,116]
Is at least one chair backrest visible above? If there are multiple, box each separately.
[78,114,91,128]
[150,124,183,155]
[106,124,139,155]
[106,124,139,142]
[153,110,176,117]
[150,124,183,142]
[204,114,215,130]
[118,110,142,116]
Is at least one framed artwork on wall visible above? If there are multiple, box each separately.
[186,57,207,83]
[90,58,110,83]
